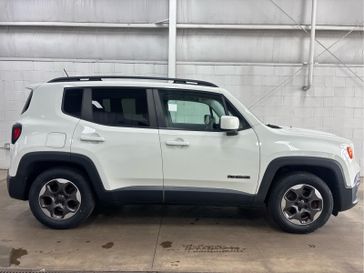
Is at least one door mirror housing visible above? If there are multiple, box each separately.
[220,115,239,135]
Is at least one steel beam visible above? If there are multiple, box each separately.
[0,22,362,32]
[168,0,177,77]
[303,0,318,91]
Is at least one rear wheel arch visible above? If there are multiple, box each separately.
[14,152,103,200]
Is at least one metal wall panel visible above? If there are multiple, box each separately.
[177,29,309,63]
[0,27,168,61]
[0,0,168,23]
[1,0,362,26]
[1,28,361,64]
[178,0,364,26]
[177,30,363,64]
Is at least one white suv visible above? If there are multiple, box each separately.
[7,76,361,233]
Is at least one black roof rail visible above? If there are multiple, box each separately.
[47,75,218,87]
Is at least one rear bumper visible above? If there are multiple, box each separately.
[337,173,361,212]
[7,172,28,200]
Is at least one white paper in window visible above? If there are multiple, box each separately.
[168,103,177,112]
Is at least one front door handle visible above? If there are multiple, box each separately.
[80,134,105,143]
[166,139,189,147]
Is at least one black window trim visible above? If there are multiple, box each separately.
[62,86,158,129]
[154,88,251,132]
[61,86,251,132]
[221,96,252,130]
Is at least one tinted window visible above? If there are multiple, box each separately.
[63,89,83,118]
[159,90,226,131]
[90,88,149,127]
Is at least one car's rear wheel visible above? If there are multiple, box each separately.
[267,172,333,233]
[29,168,95,229]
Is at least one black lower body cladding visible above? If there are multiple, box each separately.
[7,152,359,212]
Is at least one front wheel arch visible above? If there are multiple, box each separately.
[256,157,346,213]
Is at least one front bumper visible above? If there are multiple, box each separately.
[337,173,361,212]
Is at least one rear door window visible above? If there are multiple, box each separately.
[89,88,150,128]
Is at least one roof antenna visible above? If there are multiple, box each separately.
[63,68,69,77]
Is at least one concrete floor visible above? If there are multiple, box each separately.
[0,170,363,273]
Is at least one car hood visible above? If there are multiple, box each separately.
[275,126,350,143]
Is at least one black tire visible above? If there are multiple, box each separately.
[267,172,333,234]
[29,168,95,229]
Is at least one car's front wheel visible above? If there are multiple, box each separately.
[267,172,333,233]
[29,168,95,229]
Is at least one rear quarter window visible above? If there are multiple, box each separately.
[63,88,83,118]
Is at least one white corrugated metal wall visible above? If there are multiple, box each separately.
[0,0,363,170]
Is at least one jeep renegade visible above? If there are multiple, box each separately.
[7,76,361,233]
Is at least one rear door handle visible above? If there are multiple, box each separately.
[166,139,189,147]
[80,134,105,143]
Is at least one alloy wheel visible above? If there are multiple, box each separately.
[280,184,323,225]
[38,178,81,220]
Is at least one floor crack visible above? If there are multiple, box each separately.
[151,206,164,270]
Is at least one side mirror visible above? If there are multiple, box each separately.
[220,116,239,135]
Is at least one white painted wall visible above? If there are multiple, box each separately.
[0,60,363,170]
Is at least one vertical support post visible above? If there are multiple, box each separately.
[303,0,317,91]
[168,0,177,78]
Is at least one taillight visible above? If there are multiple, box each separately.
[11,123,22,144]
[347,146,353,159]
